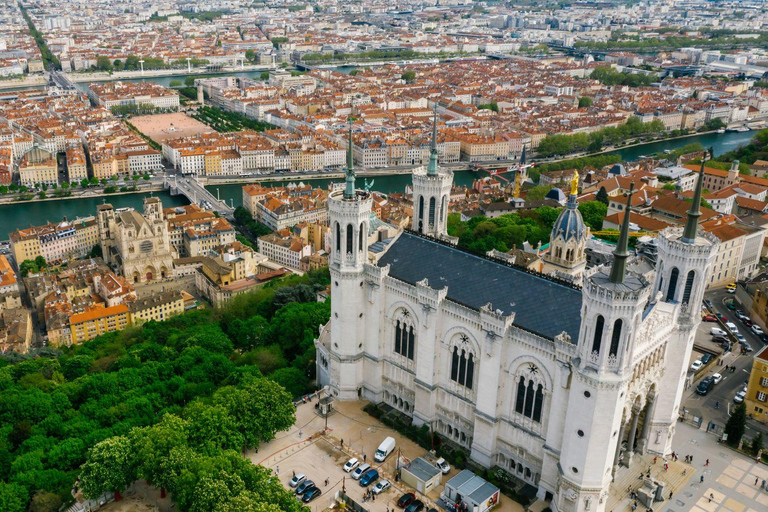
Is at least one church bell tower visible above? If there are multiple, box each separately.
[412,103,453,239]
[327,120,372,400]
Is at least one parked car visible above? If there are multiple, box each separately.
[712,335,729,344]
[742,342,753,352]
[702,315,717,322]
[716,313,728,322]
[296,480,315,495]
[744,320,754,328]
[289,473,306,488]
[735,334,747,344]
[359,469,379,487]
[704,300,714,310]
[397,493,416,508]
[343,457,359,473]
[735,310,747,320]
[302,487,321,503]
[352,463,371,480]
[435,457,451,475]
[710,327,727,337]
[700,353,713,365]
[696,377,714,395]
[690,360,703,372]
[712,373,723,385]
[725,322,739,333]
[372,480,391,495]
[405,500,425,512]
[734,390,747,404]
[752,325,764,336]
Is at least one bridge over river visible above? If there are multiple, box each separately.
[164,176,235,218]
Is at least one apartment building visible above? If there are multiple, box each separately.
[0,255,19,296]
[127,149,162,175]
[129,289,185,325]
[744,345,768,423]
[88,81,180,110]
[10,218,98,264]
[70,304,131,345]
[256,196,329,231]
[65,145,88,181]
[258,231,312,270]
[19,145,57,186]
[164,205,237,258]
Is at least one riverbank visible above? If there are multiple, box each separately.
[68,65,275,84]
[0,75,48,91]
[0,184,164,205]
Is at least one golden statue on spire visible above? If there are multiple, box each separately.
[570,170,579,195]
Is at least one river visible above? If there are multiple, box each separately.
[0,125,759,242]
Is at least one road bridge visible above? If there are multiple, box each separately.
[165,176,235,218]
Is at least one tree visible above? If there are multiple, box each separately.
[724,403,747,448]
[184,76,196,87]
[525,185,552,201]
[0,482,27,512]
[34,255,46,269]
[269,367,309,398]
[90,244,103,258]
[79,436,136,500]
[96,56,113,71]
[578,201,607,231]
[113,59,123,70]
[28,490,63,512]
[80,178,90,188]
[0,185,7,194]
[401,71,416,83]
[750,432,764,456]
[260,71,269,80]
[245,50,255,62]
[596,186,609,205]
[184,402,245,455]
[169,80,182,87]
[578,96,593,108]
[709,146,715,159]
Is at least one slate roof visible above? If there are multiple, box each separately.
[377,232,583,340]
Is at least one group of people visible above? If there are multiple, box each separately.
[361,488,376,502]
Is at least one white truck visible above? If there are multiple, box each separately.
[374,437,396,462]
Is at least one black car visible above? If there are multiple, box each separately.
[705,300,713,310]
[404,500,425,512]
[302,487,321,503]
[696,377,714,396]
[700,353,713,365]
[397,493,416,508]
[295,480,315,495]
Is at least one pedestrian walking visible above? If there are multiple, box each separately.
[363,454,367,462]
[325,478,329,486]
[761,479,766,489]
[756,477,759,486]
[669,491,673,500]
[690,455,693,464]
[664,463,668,471]
[299,430,302,439]
[276,465,279,475]
[705,459,709,466]
[292,470,295,478]
[653,457,657,464]
[700,475,704,483]
[708,494,713,503]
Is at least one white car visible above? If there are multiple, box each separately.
[734,390,747,404]
[712,373,723,385]
[289,473,306,488]
[690,360,703,372]
[372,480,391,495]
[710,327,727,337]
[752,325,764,336]
[343,458,359,473]
[435,458,451,475]
[725,322,739,333]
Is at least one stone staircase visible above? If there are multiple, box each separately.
[607,453,696,512]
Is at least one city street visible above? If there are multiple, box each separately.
[684,288,768,440]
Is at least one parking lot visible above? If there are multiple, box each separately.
[249,399,524,512]
[684,288,768,439]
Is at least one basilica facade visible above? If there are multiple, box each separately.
[315,121,717,512]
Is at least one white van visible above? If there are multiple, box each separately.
[374,437,396,462]
[352,463,371,480]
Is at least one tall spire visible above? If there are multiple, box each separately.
[609,183,635,284]
[520,144,527,166]
[344,118,355,200]
[682,159,705,243]
[426,102,439,176]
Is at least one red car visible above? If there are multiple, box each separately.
[702,315,717,322]
[397,493,416,508]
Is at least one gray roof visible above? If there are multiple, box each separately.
[377,232,582,340]
[446,470,500,504]
[403,457,441,481]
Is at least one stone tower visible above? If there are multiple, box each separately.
[412,103,453,239]
[646,160,716,455]
[542,171,588,282]
[557,185,652,512]
[327,120,373,400]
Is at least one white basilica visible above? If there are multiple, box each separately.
[315,116,717,512]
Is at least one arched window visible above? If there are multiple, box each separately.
[609,319,622,357]
[418,196,424,233]
[515,376,526,414]
[591,315,604,355]
[429,197,436,227]
[359,222,364,252]
[682,270,695,304]
[665,267,679,302]
[394,318,415,360]
[335,222,340,253]
[441,195,447,225]
[450,346,474,389]
[515,373,545,423]
[346,224,353,254]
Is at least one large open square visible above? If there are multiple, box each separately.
[129,112,215,144]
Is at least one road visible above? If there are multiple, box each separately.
[683,287,768,439]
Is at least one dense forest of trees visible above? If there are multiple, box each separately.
[0,270,331,511]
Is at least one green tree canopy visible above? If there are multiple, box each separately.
[724,403,747,448]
